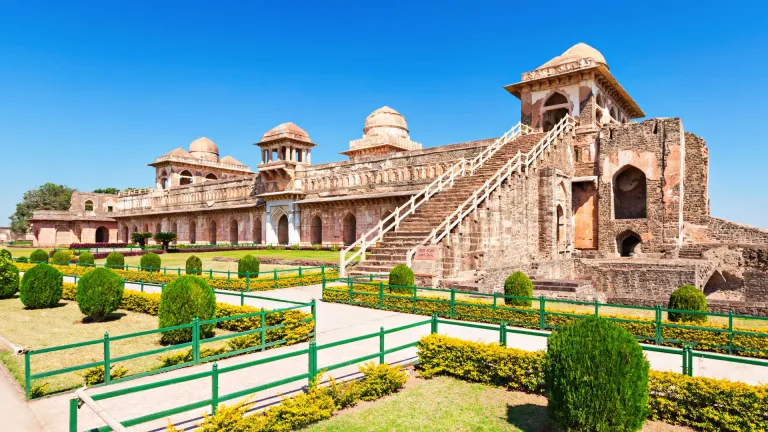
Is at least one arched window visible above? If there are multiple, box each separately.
[343,213,356,246]
[617,230,642,257]
[277,215,289,245]
[84,200,94,211]
[209,221,217,245]
[253,218,262,244]
[189,220,197,244]
[180,170,193,185]
[230,219,239,245]
[205,173,218,181]
[155,223,162,234]
[310,215,323,245]
[613,166,647,219]
[96,226,108,243]
[541,92,570,132]
[123,226,129,243]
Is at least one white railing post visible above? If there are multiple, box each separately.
[339,250,346,277]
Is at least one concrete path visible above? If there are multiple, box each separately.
[15,280,768,431]
[0,358,43,431]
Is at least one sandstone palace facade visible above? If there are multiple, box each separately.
[31,44,768,313]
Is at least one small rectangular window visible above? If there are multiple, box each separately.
[107,206,113,212]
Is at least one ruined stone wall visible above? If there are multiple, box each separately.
[573,259,701,300]
[682,132,709,224]
[707,217,768,245]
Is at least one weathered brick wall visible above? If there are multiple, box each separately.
[682,132,709,224]
[298,198,409,245]
[707,217,768,244]
[573,258,701,299]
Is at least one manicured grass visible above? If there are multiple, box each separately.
[0,296,229,395]
[1,247,53,258]
[306,376,690,432]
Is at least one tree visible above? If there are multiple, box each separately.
[131,232,153,248]
[93,188,120,195]
[153,232,177,252]
[10,183,75,235]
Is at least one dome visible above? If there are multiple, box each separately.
[220,155,244,166]
[261,122,311,143]
[189,137,219,161]
[538,43,607,70]
[363,106,409,138]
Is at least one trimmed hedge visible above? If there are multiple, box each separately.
[322,283,768,359]
[0,258,20,299]
[668,285,707,323]
[158,276,216,344]
[389,264,414,288]
[417,334,768,432]
[20,264,63,309]
[0,249,11,259]
[105,252,124,269]
[51,250,72,266]
[139,252,161,271]
[504,271,533,307]
[546,317,649,432]
[77,251,95,267]
[29,249,49,264]
[185,255,202,275]
[76,268,124,321]
[237,255,260,278]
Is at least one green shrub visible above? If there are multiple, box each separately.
[131,232,153,248]
[237,255,260,278]
[158,276,216,344]
[0,258,20,299]
[17,256,28,263]
[140,252,161,271]
[312,244,322,251]
[668,285,708,323]
[153,232,177,252]
[546,317,650,432]
[357,362,408,401]
[51,250,72,266]
[504,271,533,306]
[185,255,202,275]
[291,244,301,250]
[77,251,95,267]
[388,264,414,287]
[76,268,124,321]
[105,252,124,269]
[324,376,362,410]
[76,365,128,386]
[20,264,63,309]
[29,249,49,264]
[329,244,339,252]
[0,249,11,259]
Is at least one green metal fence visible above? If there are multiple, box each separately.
[68,313,768,432]
[322,277,768,358]
[62,243,355,254]
[25,281,316,400]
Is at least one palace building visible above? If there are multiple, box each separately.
[31,43,768,314]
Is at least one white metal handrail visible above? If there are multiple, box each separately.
[339,122,532,276]
[404,115,576,267]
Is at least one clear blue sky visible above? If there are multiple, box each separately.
[1,1,767,227]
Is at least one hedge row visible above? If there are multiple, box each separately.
[17,262,337,292]
[417,334,768,432]
[61,283,313,341]
[322,284,768,359]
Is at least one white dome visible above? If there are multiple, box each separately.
[363,106,409,138]
[538,43,608,70]
[189,137,219,161]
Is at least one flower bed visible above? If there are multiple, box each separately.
[69,243,130,249]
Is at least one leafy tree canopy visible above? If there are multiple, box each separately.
[93,188,120,194]
[10,183,75,236]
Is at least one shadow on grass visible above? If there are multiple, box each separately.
[80,312,128,324]
[506,403,558,432]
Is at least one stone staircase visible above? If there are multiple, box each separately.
[532,278,604,302]
[352,132,544,275]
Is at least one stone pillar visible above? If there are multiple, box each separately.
[289,202,301,245]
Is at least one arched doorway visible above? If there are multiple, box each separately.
[205,173,218,181]
[95,226,108,243]
[310,215,323,245]
[343,213,356,246]
[230,219,239,245]
[614,166,647,219]
[123,226,129,243]
[542,92,570,132]
[170,222,177,244]
[277,215,289,245]
[155,223,162,234]
[180,170,193,185]
[209,221,217,245]
[617,231,642,257]
[253,218,262,244]
[703,270,744,300]
[189,220,197,244]
[556,205,565,253]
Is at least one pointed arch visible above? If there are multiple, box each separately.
[310,215,323,245]
[209,220,217,245]
[253,217,262,244]
[230,219,239,244]
[616,230,641,257]
[95,226,108,243]
[614,165,647,219]
[342,213,357,245]
[189,219,197,244]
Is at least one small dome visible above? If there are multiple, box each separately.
[261,122,311,142]
[538,43,607,70]
[220,155,244,166]
[189,137,219,161]
[363,106,409,138]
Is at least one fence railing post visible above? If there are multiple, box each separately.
[308,341,317,387]
[273,269,278,289]
[240,290,245,306]
[500,323,507,346]
[211,363,219,414]
[310,299,317,340]
[449,288,455,319]
[192,318,200,364]
[24,351,31,400]
[728,309,734,355]
[379,281,384,309]
[246,272,250,292]
[655,305,662,345]
[593,299,599,318]
[687,345,694,377]
[348,278,353,303]
[431,314,438,334]
[538,296,546,330]
[492,292,497,322]
[379,326,385,364]
[298,267,303,286]
[103,332,111,385]
[681,344,688,375]
[260,310,266,351]
[69,398,79,432]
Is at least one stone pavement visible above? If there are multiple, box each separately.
[10,280,768,431]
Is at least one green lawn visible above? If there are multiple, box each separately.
[1,247,53,258]
[0,296,229,395]
[306,376,690,432]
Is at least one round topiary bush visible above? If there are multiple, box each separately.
[29,249,49,264]
[158,276,216,344]
[105,252,124,269]
[389,264,414,287]
[17,256,28,263]
[20,264,63,309]
[503,271,533,306]
[237,255,260,278]
[186,255,202,275]
[51,250,72,266]
[0,258,20,299]
[140,252,161,272]
[76,268,124,322]
[0,249,11,259]
[546,317,650,432]
[668,285,708,323]
[77,251,95,267]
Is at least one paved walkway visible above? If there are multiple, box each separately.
[10,280,768,431]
